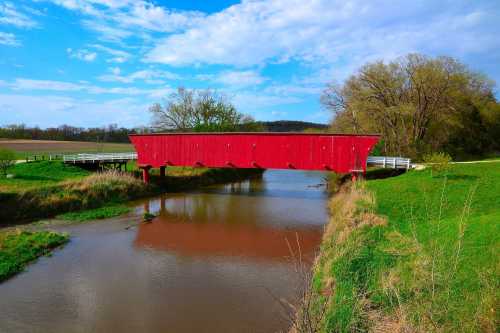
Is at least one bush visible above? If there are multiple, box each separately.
[423,152,452,176]
[0,148,16,176]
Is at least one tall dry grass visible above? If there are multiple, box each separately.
[1,170,151,222]
[294,172,497,333]
[293,182,387,333]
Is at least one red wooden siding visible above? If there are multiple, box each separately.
[129,133,379,173]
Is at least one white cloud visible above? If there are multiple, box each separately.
[0,93,149,127]
[264,84,322,96]
[5,78,172,97]
[81,19,132,42]
[198,70,268,87]
[97,68,179,84]
[50,0,102,17]
[111,1,204,33]
[0,32,20,46]
[67,48,97,62]
[0,2,38,28]
[147,87,175,99]
[145,0,500,69]
[51,0,204,42]
[232,93,302,109]
[12,78,86,91]
[88,43,131,63]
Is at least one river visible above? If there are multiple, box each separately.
[0,170,328,333]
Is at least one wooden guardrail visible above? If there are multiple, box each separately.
[62,152,137,164]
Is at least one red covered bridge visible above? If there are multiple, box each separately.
[129,133,380,183]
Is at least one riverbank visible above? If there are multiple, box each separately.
[0,230,69,282]
[298,162,498,332]
[0,161,263,225]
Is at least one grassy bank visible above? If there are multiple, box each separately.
[0,168,152,224]
[0,161,263,224]
[300,162,499,332]
[0,230,69,282]
[56,204,132,221]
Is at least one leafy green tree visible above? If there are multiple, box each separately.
[0,148,16,177]
[322,53,500,158]
[150,87,258,132]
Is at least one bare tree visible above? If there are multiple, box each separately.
[150,87,255,132]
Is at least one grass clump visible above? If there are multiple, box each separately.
[56,205,131,221]
[301,162,499,332]
[0,229,68,282]
[422,151,453,176]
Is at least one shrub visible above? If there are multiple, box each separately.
[0,148,16,177]
[423,152,452,176]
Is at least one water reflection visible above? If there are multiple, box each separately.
[0,170,329,333]
[135,199,322,262]
[135,171,326,262]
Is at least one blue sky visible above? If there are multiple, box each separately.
[0,0,499,128]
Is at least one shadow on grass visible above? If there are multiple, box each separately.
[364,168,406,180]
[10,174,59,181]
[434,174,479,181]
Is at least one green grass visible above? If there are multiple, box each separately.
[0,230,69,282]
[365,163,499,332]
[56,204,131,221]
[308,162,499,332]
[0,161,90,191]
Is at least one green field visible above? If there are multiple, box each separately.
[0,160,90,192]
[309,162,499,332]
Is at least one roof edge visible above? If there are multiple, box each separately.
[129,132,380,137]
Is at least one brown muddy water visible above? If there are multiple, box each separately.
[0,170,328,333]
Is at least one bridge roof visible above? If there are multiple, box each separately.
[129,132,380,136]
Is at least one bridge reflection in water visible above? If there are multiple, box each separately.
[0,170,329,333]
[134,174,325,263]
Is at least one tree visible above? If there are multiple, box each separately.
[322,53,500,158]
[149,87,257,132]
[0,148,16,177]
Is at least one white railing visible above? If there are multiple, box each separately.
[367,156,412,169]
[62,152,411,169]
[63,152,137,163]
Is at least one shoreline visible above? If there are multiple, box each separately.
[0,165,264,227]
[294,162,498,332]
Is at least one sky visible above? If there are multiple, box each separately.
[0,0,499,129]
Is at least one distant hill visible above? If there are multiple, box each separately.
[257,120,329,132]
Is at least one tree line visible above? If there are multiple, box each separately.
[0,124,148,143]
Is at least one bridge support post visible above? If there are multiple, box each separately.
[351,172,359,182]
[141,166,151,184]
[159,166,166,179]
